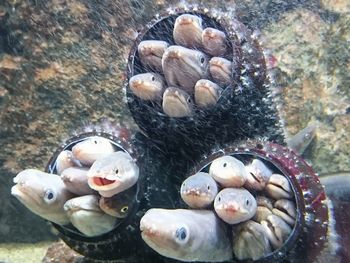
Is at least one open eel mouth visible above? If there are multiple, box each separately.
[88,176,120,190]
[92,177,116,186]
[184,188,211,199]
[185,189,202,197]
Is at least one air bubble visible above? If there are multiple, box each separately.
[277,251,284,257]
[305,212,315,224]
[303,190,311,197]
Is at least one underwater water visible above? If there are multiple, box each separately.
[0,0,349,262]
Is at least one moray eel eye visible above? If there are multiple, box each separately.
[121,206,129,213]
[175,227,187,241]
[44,189,56,203]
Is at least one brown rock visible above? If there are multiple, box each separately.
[0,86,8,98]
[42,241,84,263]
[35,63,63,82]
[321,0,350,13]
[0,55,23,70]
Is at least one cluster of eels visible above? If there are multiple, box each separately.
[129,14,234,117]
[140,155,296,262]
[10,10,322,263]
[11,136,139,237]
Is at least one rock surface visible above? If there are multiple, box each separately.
[42,241,85,263]
[0,241,52,263]
[263,9,350,173]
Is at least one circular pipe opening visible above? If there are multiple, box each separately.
[45,132,139,242]
[43,131,180,261]
[185,141,329,262]
[125,8,283,153]
[126,10,240,120]
[197,152,301,261]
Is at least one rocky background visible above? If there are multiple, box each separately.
[0,0,349,262]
